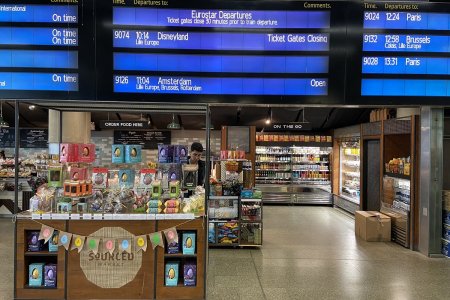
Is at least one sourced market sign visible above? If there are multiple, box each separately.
[113,130,171,149]
[80,227,142,288]
[269,123,312,131]
[99,121,150,130]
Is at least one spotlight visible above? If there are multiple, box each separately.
[28,105,36,110]
[265,108,272,125]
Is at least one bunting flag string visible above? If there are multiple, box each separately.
[32,218,195,255]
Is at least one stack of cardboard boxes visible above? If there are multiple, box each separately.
[355,211,391,242]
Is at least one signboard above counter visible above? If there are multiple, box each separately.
[113,130,171,149]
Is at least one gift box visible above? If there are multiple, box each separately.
[79,143,95,163]
[112,145,125,164]
[165,262,179,286]
[151,180,162,199]
[93,168,108,189]
[44,264,57,287]
[29,263,45,286]
[167,241,180,254]
[119,169,135,188]
[70,182,82,197]
[184,263,196,286]
[182,232,196,255]
[57,201,72,213]
[48,167,63,188]
[169,181,180,198]
[174,145,188,163]
[158,145,174,163]
[48,231,59,252]
[125,145,142,163]
[28,231,44,252]
[140,169,156,189]
[60,143,78,163]
[70,167,87,181]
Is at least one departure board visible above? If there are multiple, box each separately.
[0,0,94,100]
[96,0,347,103]
[347,1,450,103]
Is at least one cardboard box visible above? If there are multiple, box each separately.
[355,211,391,242]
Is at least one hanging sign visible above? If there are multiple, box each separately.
[268,123,312,131]
[99,121,150,130]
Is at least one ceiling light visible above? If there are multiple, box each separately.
[28,105,36,110]
[167,114,181,130]
[265,108,272,125]
[0,101,9,128]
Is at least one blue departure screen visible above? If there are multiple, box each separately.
[113,8,330,29]
[114,53,328,74]
[114,76,327,95]
[360,8,450,97]
[112,5,332,96]
[0,3,80,92]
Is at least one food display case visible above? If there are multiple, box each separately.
[339,140,361,204]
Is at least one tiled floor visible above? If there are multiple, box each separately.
[206,206,450,300]
[1,206,449,300]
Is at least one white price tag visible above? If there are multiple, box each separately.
[32,213,41,220]
[51,213,69,220]
[70,214,80,220]
[146,214,156,220]
[176,213,195,220]
[92,214,103,220]
[155,214,165,220]
[103,214,114,220]
[81,214,93,220]
[41,213,51,220]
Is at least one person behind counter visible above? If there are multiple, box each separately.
[188,142,205,186]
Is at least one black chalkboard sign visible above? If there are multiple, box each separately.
[0,128,15,148]
[20,129,48,148]
[113,130,171,149]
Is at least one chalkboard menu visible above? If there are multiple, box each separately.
[20,129,48,148]
[0,128,48,148]
[0,128,15,148]
[113,130,171,149]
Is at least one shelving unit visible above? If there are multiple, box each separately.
[339,141,361,205]
[255,144,332,204]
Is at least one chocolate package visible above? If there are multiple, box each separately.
[59,143,78,163]
[173,145,188,163]
[112,144,125,164]
[182,232,196,255]
[125,145,142,164]
[44,264,57,287]
[28,231,44,252]
[70,167,88,182]
[167,241,180,254]
[92,168,108,189]
[139,169,156,189]
[119,169,135,188]
[79,143,95,163]
[158,145,174,163]
[165,261,179,286]
[184,263,197,286]
[29,263,45,286]
[48,231,59,252]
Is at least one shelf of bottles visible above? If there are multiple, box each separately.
[339,140,360,204]
[255,146,331,185]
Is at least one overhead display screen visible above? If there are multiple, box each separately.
[96,0,347,104]
[0,0,94,100]
[346,1,450,104]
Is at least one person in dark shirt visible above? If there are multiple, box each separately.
[188,142,205,186]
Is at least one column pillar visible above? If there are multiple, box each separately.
[48,109,61,143]
[61,112,91,143]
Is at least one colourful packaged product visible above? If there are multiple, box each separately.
[48,231,59,252]
[165,262,179,286]
[92,168,108,189]
[79,143,95,163]
[119,169,135,188]
[442,238,450,257]
[184,263,196,286]
[208,223,216,244]
[241,189,253,199]
[29,263,45,286]
[112,145,125,164]
[158,145,174,163]
[169,181,180,198]
[28,231,44,252]
[182,233,196,255]
[167,241,179,254]
[140,169,156,188]
[165,199,180,209]
[44,264,57,287]
[443,210,450,225]
[443,224,450,240]
[48,166,63,188]
[147,200,160,209]
[70,167,87,181]
[60,143,78,163]
[57,201,72,213]
[174,145,188,163]
[147,207,159,214]
[125,145,142,163]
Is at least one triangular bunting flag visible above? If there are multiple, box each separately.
[58,231,72,250]
[119,238,132,253]
[136,235,147,252]
[38,225,54,244]
[103,238,116,254]
[87,237,100,255]
[163,227,178,244]
[71,235,86,253]
[149,232,164,249]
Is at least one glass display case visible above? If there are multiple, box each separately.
[339,140,360,204]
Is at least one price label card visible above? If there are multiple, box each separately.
[51,213,69,220]
[41,213,51,220]
[70,213,80,220]
[81,214,93,220]
[155,214,165,220]
[103,214,114,220]
[92,214,103,220]
[129,214,146,220]
[176,213,195,220]
[32,213,41,220]
[146,214,156,220]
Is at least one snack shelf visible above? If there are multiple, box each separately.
[385,172,410,180]
[163,254,197,258]
[255,161,291,163]
[25,251,58,257]
[256,169,291,172]
[24,285,57,289]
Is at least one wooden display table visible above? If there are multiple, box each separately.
[15,215,206,300]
